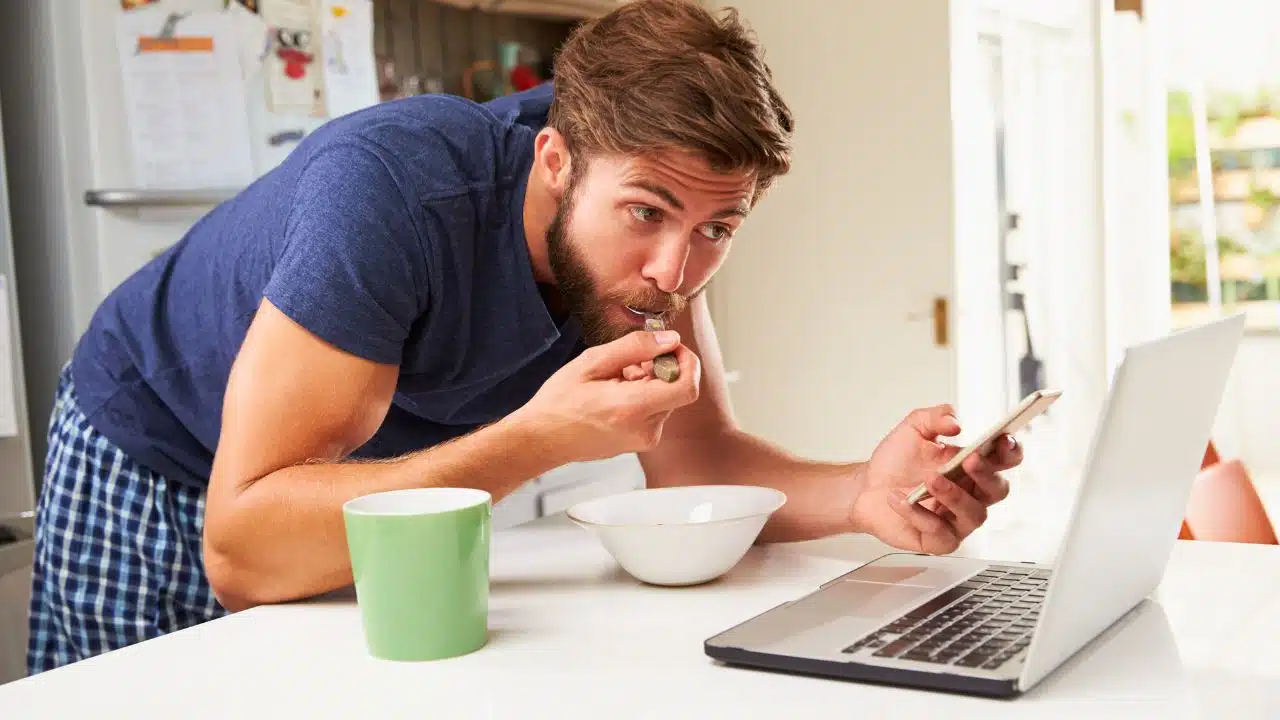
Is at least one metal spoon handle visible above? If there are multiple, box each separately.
[643,315,681,383]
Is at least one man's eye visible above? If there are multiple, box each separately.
[630,206,661,223]
[699,224,731,242]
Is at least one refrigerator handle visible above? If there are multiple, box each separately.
[84,188,239,208]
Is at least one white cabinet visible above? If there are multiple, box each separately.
[536,454,646,516]
[490,481,542,530]
[490,453,646,530]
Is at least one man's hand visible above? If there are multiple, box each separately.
[849,404,1023,554]
[510,329,702,464]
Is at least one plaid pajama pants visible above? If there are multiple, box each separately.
[25,366,226,675]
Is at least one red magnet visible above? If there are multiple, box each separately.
[274,28,314,80]
[277,46,313,79]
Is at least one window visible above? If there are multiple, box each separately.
[1169,90,1280,332]
[1214,150,1244,170]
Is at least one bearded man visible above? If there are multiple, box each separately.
[25,0,1021,676]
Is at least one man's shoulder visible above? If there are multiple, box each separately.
[298,91,539,201]
[483,82,555,131]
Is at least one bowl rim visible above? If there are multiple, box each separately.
[565,484,788,529]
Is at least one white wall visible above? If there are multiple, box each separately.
[707,0,966,463]
[704,0,1110,538]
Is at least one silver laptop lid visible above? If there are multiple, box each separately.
[1019,314,1246,689]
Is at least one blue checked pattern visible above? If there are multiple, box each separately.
[26,366,226,676]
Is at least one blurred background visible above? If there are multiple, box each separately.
[0,0,1275,684]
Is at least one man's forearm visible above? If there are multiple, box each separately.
[204,416,566,611]
[644,429,865,543]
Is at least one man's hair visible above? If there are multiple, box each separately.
[547,0,793,203]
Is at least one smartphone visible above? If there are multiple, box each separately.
[905,389,1062,505]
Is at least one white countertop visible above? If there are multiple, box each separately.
[2,514,1278,718]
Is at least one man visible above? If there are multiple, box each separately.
[27,0,1021,674]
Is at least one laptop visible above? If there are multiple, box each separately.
[704,314,1246,698]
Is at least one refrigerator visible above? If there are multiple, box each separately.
[0,0,643,529]
[0,0,383,473]
[0,81,37,687]
[0,0,378,681]
[0,88,35,528]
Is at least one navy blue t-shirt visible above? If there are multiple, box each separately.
[69,83,584,490]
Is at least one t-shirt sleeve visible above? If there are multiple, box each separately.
[263,140,428,366]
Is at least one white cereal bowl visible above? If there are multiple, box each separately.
[566,485,787,586]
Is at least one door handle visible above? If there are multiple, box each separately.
[933,296,949,347]
[907,296,950,347]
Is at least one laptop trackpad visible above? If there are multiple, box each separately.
[803,581,935,618]
[711,581,935,653]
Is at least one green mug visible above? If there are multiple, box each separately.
[342,488,491,661]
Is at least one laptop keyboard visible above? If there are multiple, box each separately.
[842,564,1050,671]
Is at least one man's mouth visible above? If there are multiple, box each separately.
[624,305,665,320]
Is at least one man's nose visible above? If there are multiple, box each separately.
[642,234,689,294]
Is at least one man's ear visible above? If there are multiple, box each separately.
[533,128,574,197]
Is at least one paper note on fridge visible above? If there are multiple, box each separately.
[115,7,255,190]
[320,0,379,120]
[262,0,327,117]
[0,276,19,439]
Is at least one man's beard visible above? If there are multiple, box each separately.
[545,189,691,346]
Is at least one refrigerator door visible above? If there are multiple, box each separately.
[0,88,36,519]
[77,0,332,300]
[1,1,377,475]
